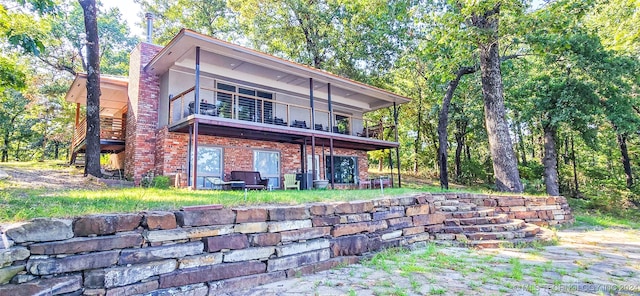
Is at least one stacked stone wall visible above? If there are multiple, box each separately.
[0,193,572,295]
[446,194,573,226]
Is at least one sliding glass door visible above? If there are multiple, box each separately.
[254,150,280,188]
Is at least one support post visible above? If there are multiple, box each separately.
[187,124,192,187]
[300,142,307,190]
[394,102,401,188]
[388,149,394,188]
[75,103,80,126]
[193,119,199,189]
[328,83,335,189]
[310,78,316,183]
[194,46,201,114]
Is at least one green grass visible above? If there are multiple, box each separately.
[0,161,452,222]
[568,198,640,229]
[0,186,431,222]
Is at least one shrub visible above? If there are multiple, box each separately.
[152,176,170,189]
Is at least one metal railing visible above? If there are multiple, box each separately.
[168,86,395,141]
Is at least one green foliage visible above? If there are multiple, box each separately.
[151,176,170,189]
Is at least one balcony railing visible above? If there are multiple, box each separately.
[169,86,396,141]
[72,116,126,149]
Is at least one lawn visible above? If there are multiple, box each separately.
[1,161,638,228]
[0,161,444,222]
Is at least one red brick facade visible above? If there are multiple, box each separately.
[154,127,369,188]
[124,43,163,184]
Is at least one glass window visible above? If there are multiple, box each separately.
[254,150,280,188]
[325,156,358,184]
[216,83,235,118]
[191,146,223,189]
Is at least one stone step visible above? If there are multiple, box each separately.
[463,227,555,249]
[444,213,509,226]
[443,219,526,234]
[447,208,495,219]
[458,223,540,241]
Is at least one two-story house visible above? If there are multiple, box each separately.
[66,29,410,189]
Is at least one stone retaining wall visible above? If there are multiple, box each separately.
[452,194,573,226]
[0,193,573,295]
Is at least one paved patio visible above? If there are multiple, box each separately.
[224,227,640,296]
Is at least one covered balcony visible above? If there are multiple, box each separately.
[65,74,128,159]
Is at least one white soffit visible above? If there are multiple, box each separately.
[145,29,411,111]
[65,74,129,116]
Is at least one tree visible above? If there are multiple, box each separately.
[230,0,413,78]
[0,0,56,56]
[514,0,640,196]
[468,2,523,192]
[78,0,101,177]
[39,0,137,76]
[136,0,238,44]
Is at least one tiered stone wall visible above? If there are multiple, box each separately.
[0,193,572,295]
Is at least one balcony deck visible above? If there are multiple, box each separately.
[168,86,398,151]
[71,116,126,154]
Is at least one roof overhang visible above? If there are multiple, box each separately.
[145,29,411,112]
[65,73,129,116]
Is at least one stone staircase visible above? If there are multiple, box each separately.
[432,198,555,248]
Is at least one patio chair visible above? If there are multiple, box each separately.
[204,176,229,190]
[284,174,299,190]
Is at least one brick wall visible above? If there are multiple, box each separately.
[124,42,163,184]
[154,129,370,188]
[0,193,573,295]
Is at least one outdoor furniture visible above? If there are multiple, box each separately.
[370,176,391,189]
[273,117,287,126]
[204,176,229,190]
[283,174,299,190]
[188,101,218,116]
[204,177,245,190]
[291,120,308,129]
[230,171,269,190]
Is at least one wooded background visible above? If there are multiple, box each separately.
[1,0,638,209]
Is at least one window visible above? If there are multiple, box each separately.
[215,82,273,122]
[325,156,358,184]
[335,115,350,134]
[192,146,223,189]
[254,150,280,188]
[216,82,235,118]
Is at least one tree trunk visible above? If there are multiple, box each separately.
[437,66,476,190]
[471,5,523,193]
[454,130,464,182]
[542,124,560,196]
[1,130,8,162]
[414,89,423,174]
[54,141,60,159]
[570,135,580,195]
[79,0,102,178]
[515,116,527,166]
[616,133,633,188]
